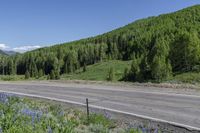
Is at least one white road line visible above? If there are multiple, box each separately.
[0,90,199,131]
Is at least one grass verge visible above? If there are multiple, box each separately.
[0,92,158,133]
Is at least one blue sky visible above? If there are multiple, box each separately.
[0,0,200,52]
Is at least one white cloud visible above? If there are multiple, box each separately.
[0,44,9,50]
[13,45,41,53]
[0,43,42,53]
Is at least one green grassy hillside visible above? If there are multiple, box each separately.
[62,60,132,81]
[172,72,200,84]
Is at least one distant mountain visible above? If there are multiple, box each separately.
[0,50,7,56]
[3,50,18,56]
[0,50,18,56]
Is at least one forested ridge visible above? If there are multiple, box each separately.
[1,5,200,82]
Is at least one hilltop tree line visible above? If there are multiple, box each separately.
[0,42,117,79]
[1,5,200,82]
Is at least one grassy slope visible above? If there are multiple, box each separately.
[172,72,200,84]
[0,75,25,81]
[61,60,132,81]
[60,60,200,85]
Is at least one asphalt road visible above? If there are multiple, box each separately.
[0,81,199,130]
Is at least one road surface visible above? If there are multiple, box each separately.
[0,81,199,130]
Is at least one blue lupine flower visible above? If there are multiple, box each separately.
[142,127,147,133]
[59,111,65,117]
[103,110,111,119]
[0,93,9,103]
[0,92,17,104]
[47,126,53,133]
[21,108,43,124]
[154,128,158,133]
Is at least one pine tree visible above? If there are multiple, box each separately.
[50,70,55,80]
[99,43,106,61]
[123,67,129,81]
[171,31,200,72]
[111,43,119,59]
[150,37,172,82]
[139,56,151,81]
[83,63,87,72]
[30,61,38,77]
[38,69,44,78]
[128,56,140,81]
[47,74,50,80]
[34,64,38,78]
[184,32,200,71]
[54,69,60,80]
[63,62,68,74]
[25,71,30,79]
[65,51,78,73]
[7,59,16,75]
